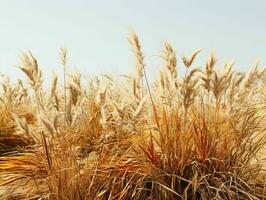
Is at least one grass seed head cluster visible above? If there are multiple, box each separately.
[0,31,266,199]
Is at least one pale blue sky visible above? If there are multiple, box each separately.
[0,0,266,83]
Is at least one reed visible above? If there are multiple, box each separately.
[0,32,266,200]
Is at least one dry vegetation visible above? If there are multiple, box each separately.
[1,32,266,199]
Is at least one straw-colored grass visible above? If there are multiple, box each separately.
[0,31,266,199]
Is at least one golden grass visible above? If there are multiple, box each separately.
[0,31,266,199]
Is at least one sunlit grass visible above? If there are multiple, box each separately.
[0,31,266,199]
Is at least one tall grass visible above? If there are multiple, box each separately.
[0,31,266,199]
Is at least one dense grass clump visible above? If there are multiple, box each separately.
[0,32,266,199]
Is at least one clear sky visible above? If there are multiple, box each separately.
[0,0,266,83]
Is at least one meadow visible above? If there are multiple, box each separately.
[0,31,266,199]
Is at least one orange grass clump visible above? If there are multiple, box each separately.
[0,31,266,199]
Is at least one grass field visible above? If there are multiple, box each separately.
[1,31,266,199]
